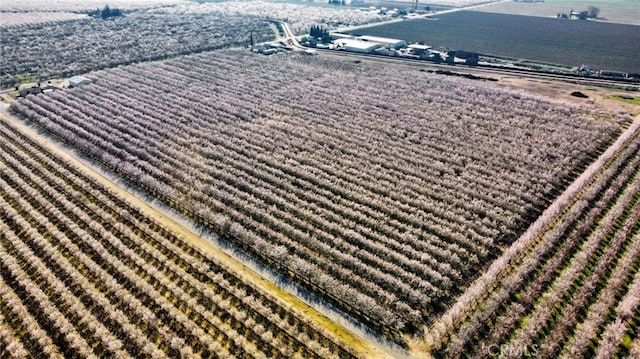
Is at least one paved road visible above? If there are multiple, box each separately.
[335,0,513,33]
[278,21,303,49]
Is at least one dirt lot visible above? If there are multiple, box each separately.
[497,75,640,117]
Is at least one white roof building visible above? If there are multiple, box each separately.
[335,39,382,53]
[408,44,432,51]
[357,35,406,49]
[69,76,92,88]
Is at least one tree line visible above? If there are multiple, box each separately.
[88,5,123,20]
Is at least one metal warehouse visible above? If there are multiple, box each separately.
[358,35,406,49]
[335,38,382,53]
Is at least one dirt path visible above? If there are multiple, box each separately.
[0,108,397,359]
[335,0,512,33]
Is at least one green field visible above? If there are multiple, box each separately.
[17,73,38,85]
[353,11,640,72]
[609,95,640,104]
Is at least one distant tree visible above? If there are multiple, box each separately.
[465,54,479,66]
[578,10,589,20]
[101,5,111,19]
[446,51,456,64]
[588,6,600,19]
[88,5,123,19]
[309,25,330,43]
[412,47,427,57]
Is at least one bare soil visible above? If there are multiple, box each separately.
[476,1,640,26]
[498,75,640,116]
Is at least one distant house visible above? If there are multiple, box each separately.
[408,43,432,56]
[408,44,432,51]
[577,64,592,76]
[69,76,92,88]
[260,48,279,55]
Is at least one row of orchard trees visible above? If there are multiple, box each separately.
[0,12,87,27]
[0,0,187,12]
[0,116,356,358]
[158,2,390,35]
[429,118,640,358]
[11,49,626,341]
[1,0,392,89]
[0,10,273,89]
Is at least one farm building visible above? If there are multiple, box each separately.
[329,32,355,40]
[68,76,92,87]
[358,35,406,49]
[408,44,432,52]
[335,38,382,53]
[408,43,432,56]
[599,70,628,78]
[42,85,58,94]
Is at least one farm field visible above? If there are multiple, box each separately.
[429,116,640,358]
[163,1,391,34]
[11,49,627,347]
[0,0,187,12]
[354,11,640,73]
[0,12,272,89]
[0,12,88,26]
[477,0,640,26]
[0,113,366,358]
[360,0,495,7]
[0,1,389,89]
